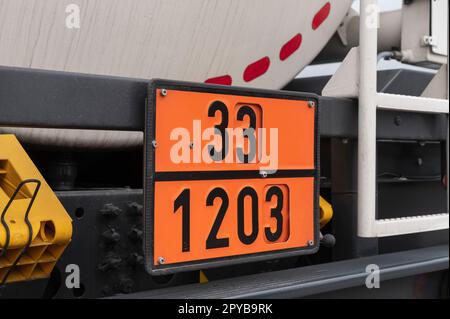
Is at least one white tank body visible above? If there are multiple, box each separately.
[0,0,352,147]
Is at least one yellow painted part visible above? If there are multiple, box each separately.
[199,271,209,284]
[319,196,333,228]
[0,135,72,284]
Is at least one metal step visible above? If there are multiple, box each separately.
[377,93,449,114]
[374,214,449,237]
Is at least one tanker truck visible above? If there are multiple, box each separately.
[0,0,448,300]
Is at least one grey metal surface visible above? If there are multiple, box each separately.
[0,66,147,131]
[285,69,435,95]
[0,66,447,141]
[111,244,449,299]
[320,96,447,140]
[308,270,447,298]
[293,69,448,140]
[330,138,379,260]
[53,189,198,298]
[328,137,448,261]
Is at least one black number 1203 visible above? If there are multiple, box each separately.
[173,186,285,252]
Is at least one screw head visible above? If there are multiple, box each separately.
[152,140,158,148]
[342,138,349,144]
[158,257,165,265]
[260,171,268,178]
[308,240,314,246]
[308,101,316,108]
[160,89,168,97]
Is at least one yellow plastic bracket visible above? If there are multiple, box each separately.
[0,135,72,284]
[199,271,209,284]
[319,196,333,228]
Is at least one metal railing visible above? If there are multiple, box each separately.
[357,0,449,237]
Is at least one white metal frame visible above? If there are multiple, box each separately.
[357,0,449,237]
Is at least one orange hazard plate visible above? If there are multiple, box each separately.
[144,80,319,274]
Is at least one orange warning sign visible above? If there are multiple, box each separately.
[144,80,319,274]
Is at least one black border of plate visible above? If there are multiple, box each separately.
[144,79,320,275]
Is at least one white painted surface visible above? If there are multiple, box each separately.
[357,0,449,238]
[352,0,402,12]
[375,214,449,237]
[422,64,449,100]
[0,0,351,88]
[0,0,351,147]
[321,47,359,98]
[357,0,378,238]
[431,0,448,56]
[377,93,449,114]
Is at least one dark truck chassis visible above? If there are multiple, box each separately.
[0,66,448,299]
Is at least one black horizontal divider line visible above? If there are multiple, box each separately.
[154,169,316,182]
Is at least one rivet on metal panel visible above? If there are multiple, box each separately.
[128,227,143,242]
[101,227,121,244]
[99,203,122,217]
[127,253,144,267]
[97,252,122,272]
[127,202,143,216]
[118,277,135,294]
